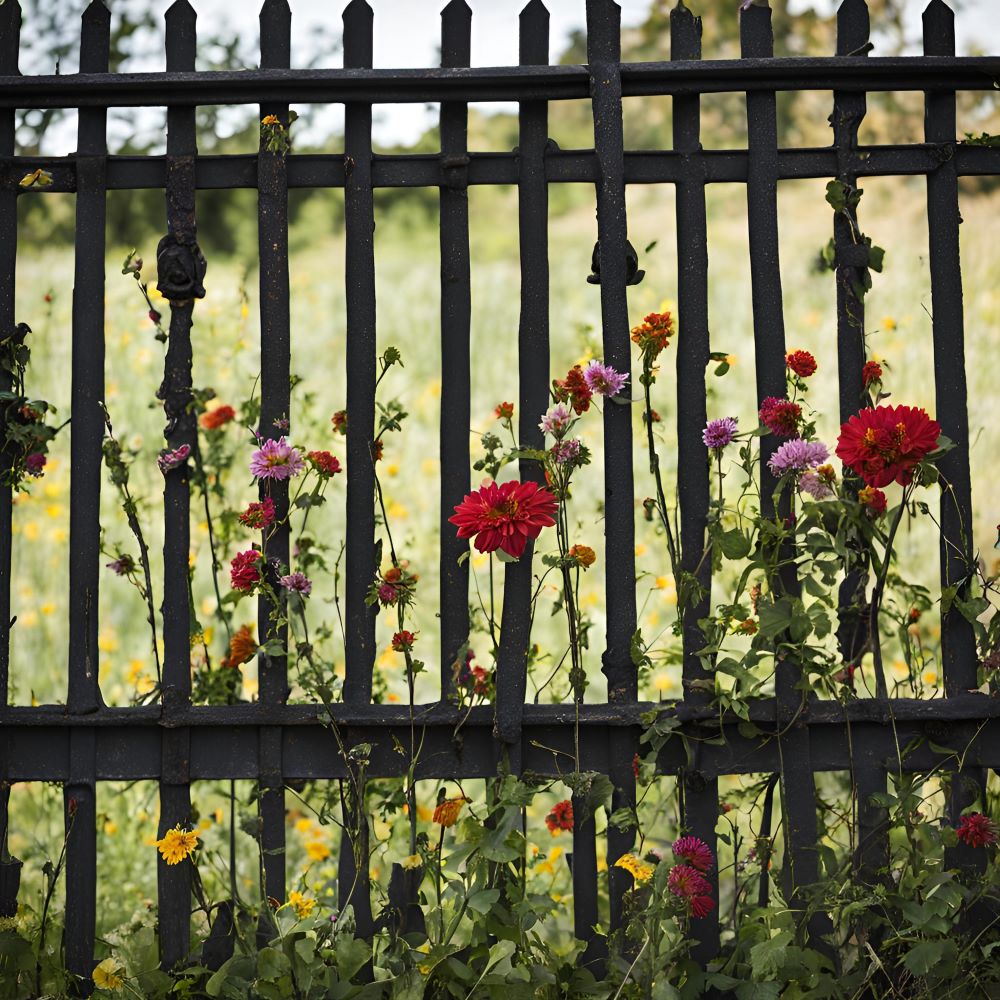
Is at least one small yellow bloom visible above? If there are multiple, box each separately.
[881,316,897,331]
[103,820,117,836]
[40,602,55,616]
[261,114,280,126]
[305,841,330,861]
[922,669,938,686]
[288,890,315,919]
[92,957,125,991]
[295,817,312,834]
[401,854,422,870]
[154,825,199,865]
[614,853,654,883]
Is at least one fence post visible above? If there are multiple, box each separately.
[340,0,376,942]
[256,0,292,932]
[670,0,721,963]
[157,0,202,970]
[64,0,110,982]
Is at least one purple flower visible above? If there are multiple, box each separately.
[550,438,581,465]
[798,470,834,500]
[539,403,572,437]
[250,436,305,481]
[25,452,46,477]
[106,554,135,576]
[702,417,738,450]
[279,571,312,596]
[377,583,398,605]
[767,438,829,477]
[582,360,628,398]
[157,443,191,474]
[273,416,290,431]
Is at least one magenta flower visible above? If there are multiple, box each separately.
[377,583,398,605]
[767,438,829,477]
[279,571,312,596]
[250,436,304,481]
[539,403,573,437]
[25,452,46,477]
[582,360,628,398]
[702,417,738,450]
[671,835,714,873]
[550,438,581,465]
[157,444,191,474]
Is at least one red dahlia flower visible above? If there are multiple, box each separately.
[956,812,998,848]
[758,396,802,438]
[786,350,817,378]
[230,549,262,592]
[668,864,715,918]
[836,404,940,488]
[862,360,882,388]
[307,450,342,477]
[552,365,592,415]
[858,485,887,516]
[545,799,574,834]
[449,480,557,559]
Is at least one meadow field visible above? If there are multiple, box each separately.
[6,172,1000,952]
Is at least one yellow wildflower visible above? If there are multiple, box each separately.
[401,854,422,870]
[154,825,199,865]
[103,821,117,836]
[288,891,315,919]
[305,841,330,861]
[614,853,654,883]
[261,114,280,126]
[92,957,125,991]
[295,817,312,834]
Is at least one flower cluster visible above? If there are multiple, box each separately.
[369,563,418,609]
[230,549,263,592]
[239,497,276,530]
[157,443,190,474]
[630,311,674,360]
[552,364,592,415]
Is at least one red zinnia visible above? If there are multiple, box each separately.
[956,812,998,848]
[786,350,817,378]
[545,799,574,834]
[449,480,558,559]
[331,410,347,435]
[495,401,514,421]
[668,864,715,918]
[239,497,276,530]
[307,450,342,477]
[836,404,940,488]
[230,549,262,592]
[671,836,714,873]
[758,396,802,438]
[200,404,236,430]
[857,485,887,516]
[862,360,882,388]
[391,630,416,652]
[552,365,592,415]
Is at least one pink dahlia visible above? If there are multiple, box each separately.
[668,863,715,918]
[582,360,629,398]
[767,438,829,477]
[539,403,573,437]
[671,835,714,873]
[703,417,738,450]
[279,572,312,596]
[550,438,581,465]
[157,444,191,474]
[250,436,305,481]
[449,480,558,559]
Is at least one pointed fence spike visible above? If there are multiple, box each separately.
[260,0,291,67]
[80,1,111,74]
[441,0,471,67]
[740,1,773,59]
[343,0,373,69]
[670,0,702,59]
[166,0,196,72]
[585,0,622,63]
[519,0,549,65]
[923,0,955,56]
[836,0,869,55]
[0,0,21,76]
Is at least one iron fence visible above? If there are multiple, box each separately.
[0,0,997,982]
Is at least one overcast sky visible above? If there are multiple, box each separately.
[28,0,1000,150]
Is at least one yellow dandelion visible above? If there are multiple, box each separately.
[295,817,312,834]
[635,543,647,557]
[40,602,55,616]
[401,854,422,870]
[22,521,39,541]
[154,825,199,865]
[385,463,400,477]
[288,890,315,919]
[614,853,654,883]
[97,629,119,653]
[19,610,38,629]
[103,820,117,836]
[922,669,938,686]
[881,316,897,331]
[652,671,676,694]
[45,504,62,520]
[92,957,125,991]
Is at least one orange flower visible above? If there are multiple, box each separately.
[568,544,596,569]
[432,796,467,828]
[630,311,674,359]
[222,624,257,668]
[199,405,236,430]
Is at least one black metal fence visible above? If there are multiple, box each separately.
[0,0,998,982]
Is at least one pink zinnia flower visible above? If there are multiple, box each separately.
[279,571,312,596]
[668,863,715,918]
[449,480,558,559]
[767,439,829,477]
[956,812,998,848]
[702,417,738,450]
[582,360,628,398]
[671,836,714,873]
[550,438,581,465]
[157,443,191,474]
[230,549,262,592]
[539,403,573,437]
[250,436,305,481]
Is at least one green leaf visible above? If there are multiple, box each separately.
[717,528,751,560]
[902,939,946,977]
[749,930,793,980]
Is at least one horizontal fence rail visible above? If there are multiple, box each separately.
[0,0,994,986]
